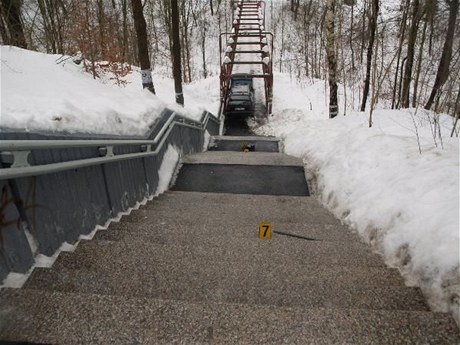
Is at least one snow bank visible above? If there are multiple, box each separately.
[156,145,180,195]
[254,73,460,317]
[0,46,218,135]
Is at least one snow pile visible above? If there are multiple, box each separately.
[0,46,218,135]
[254,73,460,317]
[156,145,180,195]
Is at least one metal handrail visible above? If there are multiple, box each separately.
[0,139,153,151]
[0,110,219,179]
[0,113,210,151]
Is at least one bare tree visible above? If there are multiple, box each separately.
[450,86,460,137]
[401,0,421,108]
[391,0,410,109]
[0,3,10,44]
[325,0,338,118]
[171,0,184,105]
[360,0,379,111]
[0,0,27,48]
[412,5,428,107]
[425,0,459,110]
[131,0,155,94]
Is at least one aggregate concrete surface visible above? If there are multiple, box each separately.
[1,137,459,344]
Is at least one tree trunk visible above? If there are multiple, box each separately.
[391,0,410,109]
[396,57,407,108]
[412,13,427,107]
[0,5,10,44]
[201,25,207,78]
[401,0,420,108]
[53,0,65,54]
[293,0,300,21]
[450,86,460,137]
[0,0,27,48]
[360,0,379,112]
[131,0,156,94]
[425,0,459,110]
[360,0,367,64]
[97,0,106,58]
[350,2,355,70]
[325,0,338,118]
[46,0,59,53]
[122,0,129,63]
[37,0,54,53]
[171,0,184,105]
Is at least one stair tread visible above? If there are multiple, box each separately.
[98,221,363,243]
[23,236,423,311]
[47,237,389,269]
[211,135,280,142]
[172,164,309,196]
[24,264,422,311]
[181,151,303,166]
[209,136,279,152]
[121,198,342,225]
[1,289,458,345]
[150,192,327,210]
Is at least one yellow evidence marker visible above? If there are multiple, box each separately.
[259,222,272,240]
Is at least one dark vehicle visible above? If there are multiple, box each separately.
[225,74,255,118]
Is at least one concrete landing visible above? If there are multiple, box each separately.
[172,164,309,196]
[174,150,309,196]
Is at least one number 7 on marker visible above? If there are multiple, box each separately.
[259,222,272,240]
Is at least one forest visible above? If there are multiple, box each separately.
[1,0,459,131]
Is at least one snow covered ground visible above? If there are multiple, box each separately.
[0,46,219,135]
[1,47,459,322]
[253,73,460,320]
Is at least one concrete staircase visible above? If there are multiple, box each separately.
[0,135,458,344]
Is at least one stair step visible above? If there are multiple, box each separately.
[24,265,425,311]
[28,236,404,287]
[48,237,387,271]
[151,192,323,210]
[182,151,303,166]
[120,205,339,226]
[123,195,334,225]
[1,289,458,345]
[23,238,421,312]
[209,135,280,152]
[98,221,361,243]
[172,164,309,196]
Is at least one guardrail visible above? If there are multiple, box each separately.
[0,110,219,179]
[0,109,220,282]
